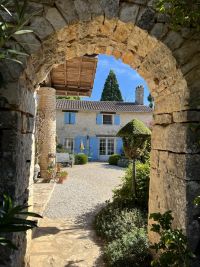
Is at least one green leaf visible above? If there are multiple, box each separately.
[7,49,28,56]
[14,29,33,35]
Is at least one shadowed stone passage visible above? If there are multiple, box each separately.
[29,163,125,267]
[0,0,200,265]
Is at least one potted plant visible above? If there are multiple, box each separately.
[57,171,68,184]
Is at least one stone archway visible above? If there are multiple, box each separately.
[0,1,200,265]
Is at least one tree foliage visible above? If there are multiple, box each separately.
[117,119,151,159]
[156,0,200,31]
[0,0,37,64]
[147,94,154,109]
[100,70,123,101]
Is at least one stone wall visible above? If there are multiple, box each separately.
[56,110,152,144]
[0,0,199,265]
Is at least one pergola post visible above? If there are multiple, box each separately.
[37,87,56,179]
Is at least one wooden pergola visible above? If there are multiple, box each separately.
[46,56,98,97]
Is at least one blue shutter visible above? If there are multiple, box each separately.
[64,112,69,124]
[74,136,87,154]
[96,114,102,125]
[114,114,120,125]
[74,136,81,154]
[116,138,123,155]
[70,112,76,124]
[89,136,99,160]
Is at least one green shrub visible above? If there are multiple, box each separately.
[75,154,88,165]
[95,201,146,241]
[150,211,194,267]
[109,154,121,165]
[104,228,151,267]
[113,162,150,209]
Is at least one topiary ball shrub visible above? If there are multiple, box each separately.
[109,154,121,165]
[104,228,151,267]
[94,201,146,242]
[75,154,88,165]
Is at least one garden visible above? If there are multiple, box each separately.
[94,119,197,267]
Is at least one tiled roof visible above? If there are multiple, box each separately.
[56,100,152,113]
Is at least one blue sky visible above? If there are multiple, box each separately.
[83,54,150,105]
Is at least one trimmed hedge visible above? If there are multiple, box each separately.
[109,154,121,165]
[75,154,88,165]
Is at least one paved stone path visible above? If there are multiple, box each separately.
[29,162,125,267]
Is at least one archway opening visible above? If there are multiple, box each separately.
[1,4,199,265]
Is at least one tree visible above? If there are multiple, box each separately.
[156,0,200,31]
[147,94,154,109]
[117,119,151,199]
[100,70,123,101]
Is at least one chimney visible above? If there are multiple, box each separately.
[135,85,144,105]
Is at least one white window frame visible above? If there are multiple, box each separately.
[99,137,116,156]
[64,138,74,154]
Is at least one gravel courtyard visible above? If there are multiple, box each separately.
[30,162,125,267]
[44,162,125,223]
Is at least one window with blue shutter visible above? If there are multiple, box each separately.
[114,114,120,125]
[96,114,102,125]
[64,112,76,124]
[70,112,76,124]
[64,112,70,124]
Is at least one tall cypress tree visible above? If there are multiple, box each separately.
[100,70,123,101]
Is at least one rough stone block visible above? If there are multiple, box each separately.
[112,21,133,43]
[151,123,200,153]
[119,3,139,23]
[173,110,200,123]
[136,7,156,31]
[173,39,200,66]
[100,0,119,19]
[30,16,54,40]
[14,32,41,54]
[154,113,172,125]
[150,23,168,39]
[45,7,66,31]
[55,0,78,24]
[74,0,91,21]
[163,31,183,50]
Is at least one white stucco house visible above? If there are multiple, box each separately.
[56,87,152,161]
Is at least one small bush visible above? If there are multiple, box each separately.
[113,162,150,209]
[75,154,88,165]
[109,154,121,165]
[95,201,146,241]
[104,228,151,267]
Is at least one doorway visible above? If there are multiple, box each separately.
[99,137,115,161]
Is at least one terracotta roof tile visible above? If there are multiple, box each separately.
[56,100,152,113]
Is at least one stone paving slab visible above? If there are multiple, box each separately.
[29,217,105,267]
[33,182,56,216]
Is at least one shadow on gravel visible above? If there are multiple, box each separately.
[100,163,124,170]
[75,203,105,228]
[64,260,84,267]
